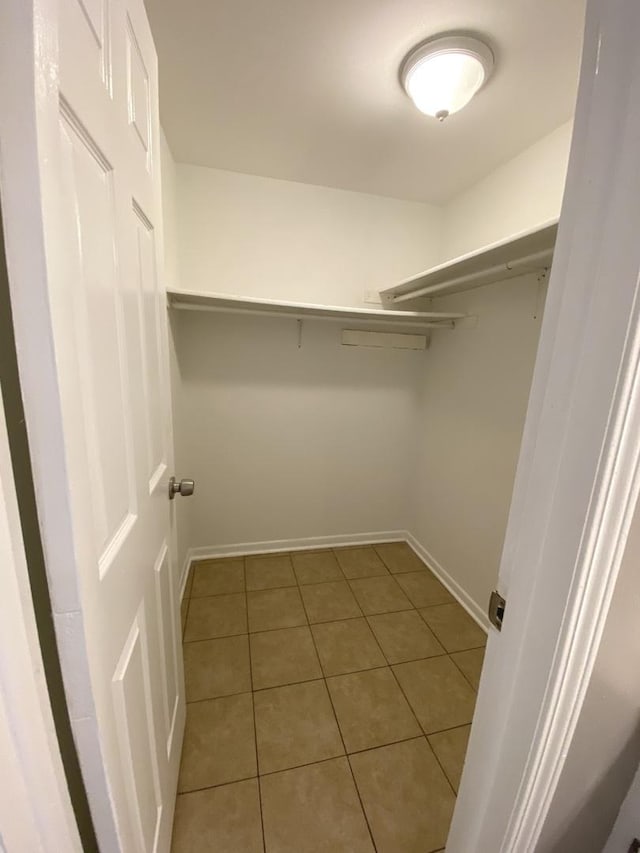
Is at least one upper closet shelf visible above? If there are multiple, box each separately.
[380,220,558,304]
[166,290,466,330]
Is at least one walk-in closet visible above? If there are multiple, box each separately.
[150,1,584,848]
[1,0,598,850]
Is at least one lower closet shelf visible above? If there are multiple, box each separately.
[166,289,465,330]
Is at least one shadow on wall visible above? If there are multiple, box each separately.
[170,309,428,392]
[548,718,640,853]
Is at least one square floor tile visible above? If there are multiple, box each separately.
[254,680,343,774]
[334,547,388,579]
[450,647,485,691]
[247,587,307,632]
[367,610,445,664]
[178,693,256,792]
[374,542,427,574]
[394,571,454,608]
[260,757,374,853]
[246,553,296,591]
[171,779,263,853]
[393,657,476,734]
[420,603,487,652]
[428,725,471,792]
[327,667,420,752]
[184,593,247,642]
[350,738,455,853]
[184,635,251,701]
[300,581,361,623]
[250,625,321,690]
[348,576,412,616]
[312,618,386,676]
[191,558,245,597]
[292,550,343,585]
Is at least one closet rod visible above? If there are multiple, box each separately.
[390,248,552,303]
[171,302,455,330]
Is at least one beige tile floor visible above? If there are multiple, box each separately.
[174,543,486,853]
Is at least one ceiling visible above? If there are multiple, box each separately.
[145,0,585,205]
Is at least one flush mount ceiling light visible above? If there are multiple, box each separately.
[401,34,494,121]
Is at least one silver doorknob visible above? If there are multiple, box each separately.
[169,477,195,500]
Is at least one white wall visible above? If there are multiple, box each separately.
[441,121,572,260]
[410,276,545,620]
[176,165,442,308]
[604,763,640,853]
[162,122,571,611]
[171,310,424,551]
[537,493,640,853]
[404,120,573,619]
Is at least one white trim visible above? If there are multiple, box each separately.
[188,529,407,560]
[405,533,491,633]
[505,242,640,848]
[498,7,640,839]
[447,3,640,849]
[0,385,81,851]
[380,219,557,303]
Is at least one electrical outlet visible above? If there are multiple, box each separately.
[363,289,382,305]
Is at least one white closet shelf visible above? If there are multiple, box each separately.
[166,290,466,329]
[380,219,558,304]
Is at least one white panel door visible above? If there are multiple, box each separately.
[2,0,185,850]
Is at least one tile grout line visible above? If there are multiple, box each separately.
[356,587,478,763]
[176,723,473,797]
[183,680,476,740]
[297,573,380,853]
[425,723,474,795]
[370,603,461,802]
[182,547,485,846]
[448,650,484,692]
[383,620,473,798]
[188,558,485,639]
[330,595,457,845]
[244,557,267,853]
[178,772,260,796]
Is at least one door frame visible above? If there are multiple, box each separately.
[0,0,637,849]
[0,390,81,853]
[449,0,640,848]
[0,274,81,848]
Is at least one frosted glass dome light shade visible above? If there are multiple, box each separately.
[402,36,494,120]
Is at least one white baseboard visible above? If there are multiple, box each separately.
[179,529,490,634]
[178,530,407,600]
[405,532,491,633]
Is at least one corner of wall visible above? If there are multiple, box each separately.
[440,119,573,261]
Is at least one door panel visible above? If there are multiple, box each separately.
[132,203,167,491]
[7,0,185,849]
[60,115,137,568]
[152,543,181,757]
[112,610,163,852]
[125,19,151,163]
